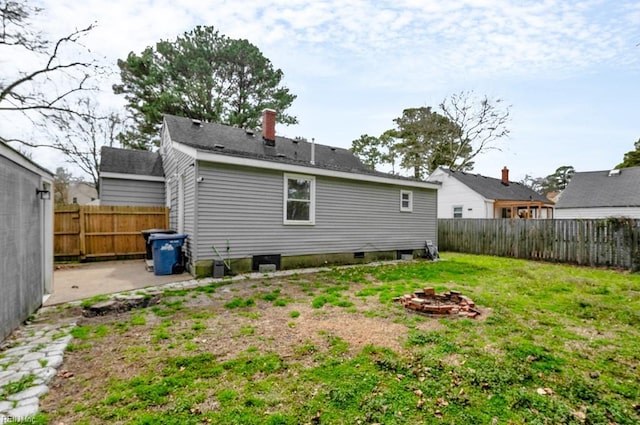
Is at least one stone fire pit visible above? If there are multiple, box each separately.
[394,287,480,318]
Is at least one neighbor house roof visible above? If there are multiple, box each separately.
[555,167,640,209]
[163,114,409,179]
[437,167,550,203]
[100,146,164,177]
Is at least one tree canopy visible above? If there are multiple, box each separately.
[615,138,640,169]
[350,132,398,172]
[546,165,575,192]
[391,107,468,179]
[114,25,297,149]
[350,92,510,179]
[520,165,575,195]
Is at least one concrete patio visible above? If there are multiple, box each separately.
[44,260,193,306]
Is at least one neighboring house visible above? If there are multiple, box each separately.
[99,146,165,206]
[66,181,97,205]
[555,167,640,218]
[427,166,554,219]
[157,110,440,276]
[0,142,54,342]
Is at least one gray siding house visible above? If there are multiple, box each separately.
[99,146,165,206]
[160,110,440,277]
[1,142,53,342]
[555,167,640,218]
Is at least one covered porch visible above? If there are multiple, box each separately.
[494,200,555,219]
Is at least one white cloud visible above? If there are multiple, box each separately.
[4,0,639,179]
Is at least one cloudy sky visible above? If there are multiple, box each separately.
[9,0,640,181]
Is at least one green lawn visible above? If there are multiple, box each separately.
[33,253,640,424]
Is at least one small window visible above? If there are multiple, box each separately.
[284,173,315,225]
[400,190,413,212]
[453,206,463,218]
[72,197,78,204]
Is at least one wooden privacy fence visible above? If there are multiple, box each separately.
[55,205,169,261]
[438,218,640,271]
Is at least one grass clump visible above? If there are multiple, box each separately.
[1,374,36,397]
[224,297,255,309]
[70,324,109,341]
[130,314,146,326]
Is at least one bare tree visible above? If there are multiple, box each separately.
[44,97,122,195]
[0,0,98,145]
[438,91,511,171]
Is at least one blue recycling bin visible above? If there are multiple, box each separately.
[149,233,188,275]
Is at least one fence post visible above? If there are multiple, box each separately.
[78,206,86,260]
[112,207,117,256]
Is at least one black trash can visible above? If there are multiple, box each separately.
[141,229,176,260]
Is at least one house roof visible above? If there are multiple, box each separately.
[436,167,550,203]
[555,167,640,209]
[100,146,164,177]
[163,114,416,181]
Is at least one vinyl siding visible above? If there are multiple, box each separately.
[100,178,165,206]
[161,128,197,263]
[194,162,437,261]
[555,207,640,219]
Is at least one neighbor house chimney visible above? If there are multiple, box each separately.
[262,109,276,146]
[501,166,509,186]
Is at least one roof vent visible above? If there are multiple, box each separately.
[292,140,299,144]
[276,153,286,158]
[330,147,337,152]
[214,144,225,149]
[608,169,621,176]
[245,128,254,136]
[192,119,202,126]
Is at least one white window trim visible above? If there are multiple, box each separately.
[453,205,463,218]
[283,173,316,225]
[400,190,413,212]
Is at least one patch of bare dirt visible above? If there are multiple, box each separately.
[39,275,448,422]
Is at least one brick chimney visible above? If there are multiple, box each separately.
[501,166,509,186]
[262,109,276,146]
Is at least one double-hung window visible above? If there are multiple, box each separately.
[400,190,413,212]
[284,173,315,225]
[453,206,463,218]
